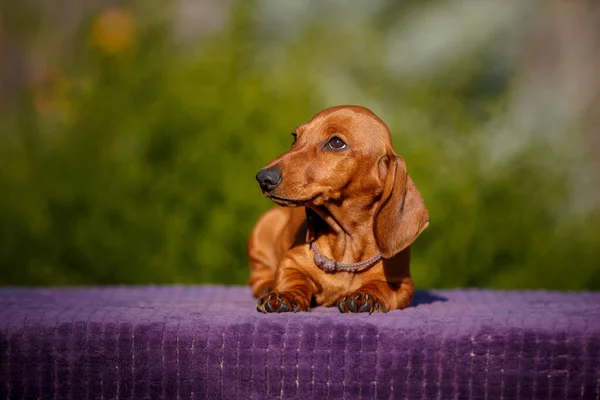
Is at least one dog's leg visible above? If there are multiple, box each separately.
[249,260,276,298]
[248,208,291,298]
[248,240,277,297]
[336,278,414,313]
[256,261,315,313]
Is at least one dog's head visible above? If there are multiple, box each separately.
[256,105,429,257]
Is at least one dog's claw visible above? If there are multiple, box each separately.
[256,297,266,313]
[264,301,275,313]
[347,298,357,312]
[358,302,371,313]
[278,302,290,312]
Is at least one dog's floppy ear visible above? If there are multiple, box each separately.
[373,155,429,258]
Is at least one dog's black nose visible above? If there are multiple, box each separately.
[256,168,282,192]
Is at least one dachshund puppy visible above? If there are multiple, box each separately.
[249,105,429,313]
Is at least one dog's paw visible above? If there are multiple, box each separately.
[256,291,310,313]
[336,292,386,314]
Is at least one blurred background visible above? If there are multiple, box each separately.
[1,0,599,289]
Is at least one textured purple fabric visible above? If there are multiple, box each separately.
[1,286,599,399]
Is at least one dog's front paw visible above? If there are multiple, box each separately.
[337,292,386,314]
[256,291,310,313]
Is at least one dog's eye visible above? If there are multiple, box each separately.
[291,132,297,147]
[326,137,346,150]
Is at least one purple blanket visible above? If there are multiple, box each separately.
[1,286,599,399]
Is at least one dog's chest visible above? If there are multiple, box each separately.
[314,270,365,306]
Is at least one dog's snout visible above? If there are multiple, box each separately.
[256,168,282,192]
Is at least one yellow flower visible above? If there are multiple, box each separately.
[91,7,135,55]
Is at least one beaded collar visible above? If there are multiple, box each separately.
[310,241,382,273]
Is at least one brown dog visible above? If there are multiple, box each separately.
[249,105,429,313]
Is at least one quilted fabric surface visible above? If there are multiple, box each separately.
[1,286,599,399]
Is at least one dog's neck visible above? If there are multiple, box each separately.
[308,198,381,265]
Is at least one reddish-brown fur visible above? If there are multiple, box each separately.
[249,105,429,313]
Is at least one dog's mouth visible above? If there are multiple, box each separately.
[265,193,313,207]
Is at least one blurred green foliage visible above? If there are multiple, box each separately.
[1,0,599,289]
